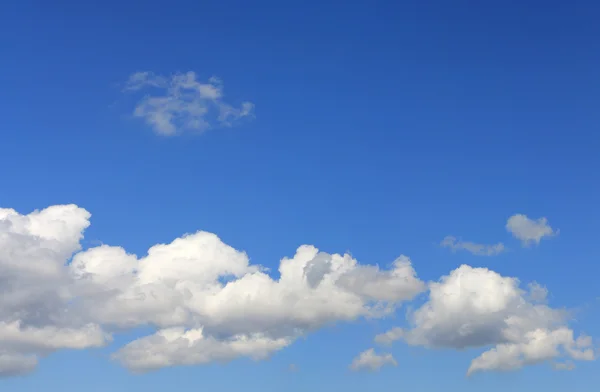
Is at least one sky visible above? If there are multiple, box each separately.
[1,0,599,391]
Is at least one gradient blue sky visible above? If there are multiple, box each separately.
[1,0,599,391]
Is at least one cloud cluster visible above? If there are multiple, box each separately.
[123,71,254,135]
[0,204,591,378]
[0,204,424,376]
[441,214,557,257]
[375,265,594,375]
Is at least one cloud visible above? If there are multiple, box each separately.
[113,328,291,372]
[552,361,575,371]
[527,282,549,303]
[374,327,404,345]
[506,214,557,246]
[123,71,254,136]
[1,203,593,377]
[0,204,424,376]
[440,236,505,256]
[0,205,111,377]
[350,348,397,371]
[0,353,37,377]
[374,265,595,375]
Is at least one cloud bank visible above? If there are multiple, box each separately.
[123,71,254,136]
[0,204,592,377]
[0,204,423,376]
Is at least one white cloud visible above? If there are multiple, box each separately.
[440,236,505,256]
[1,203,592,377]
[113,327,291,372]
[0,205,111,377]
[0,204,425,376]
[506,214,557,246]
[375,265,595,375]
[123,71,254,136]
[350,348,397,371]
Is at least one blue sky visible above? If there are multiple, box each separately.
[1,0,599,391]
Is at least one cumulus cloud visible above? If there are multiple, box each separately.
[375,265,595,375]
[1,204,592,377]
[0,205,111,377]
[506,214,557,246]
[440,236,505,256]
[350,348,397,371]
[113,328,291,372]
[123,71,254,136]
[0,204,424,376]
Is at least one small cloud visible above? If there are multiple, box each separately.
[440,236,505,256]
[506,214,557,246]
[288,363,298,372]
[122,71,167,91]
[552,361,575,371]
[349,348,397,372]
[374,327,404,345]
[122,71,254,136]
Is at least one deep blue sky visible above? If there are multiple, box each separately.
[1,1,599,391]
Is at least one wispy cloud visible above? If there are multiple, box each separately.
[506,214,557,246]
[123,71,254,136]
[374,327,404,345]
[440,236,505,256]
[552,361,575,371]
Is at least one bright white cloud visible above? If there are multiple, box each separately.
[440,236,505,256]
[1,204,592,377]
[123,71,254,136]
[375,265,595,375]
[350,348,397,371]
[0,205,111,377]
[506,214,557,246]
[0,204,425,376]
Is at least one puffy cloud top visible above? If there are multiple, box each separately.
[0,204,424,375]
[375,265,594,375]
[0,204,592,377]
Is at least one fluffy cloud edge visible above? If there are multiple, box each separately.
[374,264,595,376]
